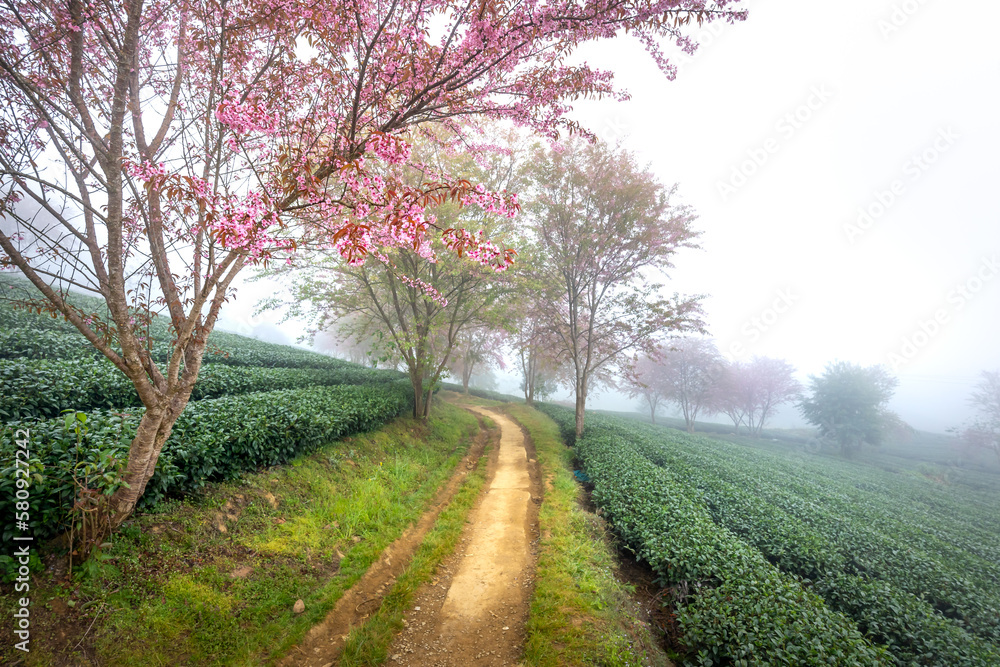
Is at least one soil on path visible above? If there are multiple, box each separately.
[278,412,494,667]
[385,406,542,666]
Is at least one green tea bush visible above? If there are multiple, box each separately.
[0,324,355,369]
[0,328,99,362]
[1,276,356,370]
[0,358,405,420]
[0,381,412,543]
[536,404,1000,666]
[624,428,1000,662]
[535,404,888,666]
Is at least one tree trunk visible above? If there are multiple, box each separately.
[410,372,425,419]
[526,365,535,405]
[462,359,473,394]
[574,387,587,440]
[650,405,656,425]
[107,385,194,530]
[422,386,433,418]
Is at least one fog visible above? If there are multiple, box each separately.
[557,0,1000,434]
[220,0,1000,435]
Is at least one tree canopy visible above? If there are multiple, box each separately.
[523,138,705,437]
[799,361,899,457]
[0,0,745,528]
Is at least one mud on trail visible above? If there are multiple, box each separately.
[280,404,542,667]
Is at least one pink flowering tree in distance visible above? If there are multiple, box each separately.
[449,327,508,395]
[655,338,723,433]
[265,131,523,419]
[524,139,707,438]
[713,356,801,436]
[0,0,746,528]
[624,353,670,425]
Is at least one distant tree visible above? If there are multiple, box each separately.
[956,370,1000,466]
[625,353,669,425]
[448,328,506,394]
[279,237,509,418]
[313,320,399,369]
[713,361,750,433]
[524,139,705,438]
[715,357,801,436]
[504,238,563,406]
[658,339,724,432]
[799,362,899,457]
[513,313,562,405]
[471,368,501,392]
[266,138,518,418]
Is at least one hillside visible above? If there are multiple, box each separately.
[0,285,660,666]
[3,275,1000,665]
[541,404,1000,665]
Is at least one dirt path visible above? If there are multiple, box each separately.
[278,416,493,667]
[386,406,541,666]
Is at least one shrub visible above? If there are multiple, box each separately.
[0,381,413,544]
[0,358,404,421]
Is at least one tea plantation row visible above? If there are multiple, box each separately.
[1,276,417,547]
[0,325,353,369]
[621,423,1000,665]
[537,405,1000,666]
[0,275,347,369]
[1,381,413,544]
[0,357,405,420]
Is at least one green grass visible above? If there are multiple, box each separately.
[510,404,669,667]
[0,403,478,666]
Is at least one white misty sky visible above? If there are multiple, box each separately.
[559,0,1000,432]
[225,0,1000,433]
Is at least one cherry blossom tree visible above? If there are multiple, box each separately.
[713,361,750,432]
[448,327,506,394]
[511,303,563,405]
[525,139,706,438]
[657,338,723,432]
[741,357,801,436]
[625,353,669,425]
[713,356,801,436]
[267,136,519,418]
[277,239,510,418]
[0,0,745,526]
[503,238,563,405]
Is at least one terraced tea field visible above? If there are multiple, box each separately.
[538,404,1000,666]
[0,276,412,545]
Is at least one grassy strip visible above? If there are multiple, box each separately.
[509,403,669,667]
[438,388,506,408]
[337,415,494,665]
[0,403,478,666]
